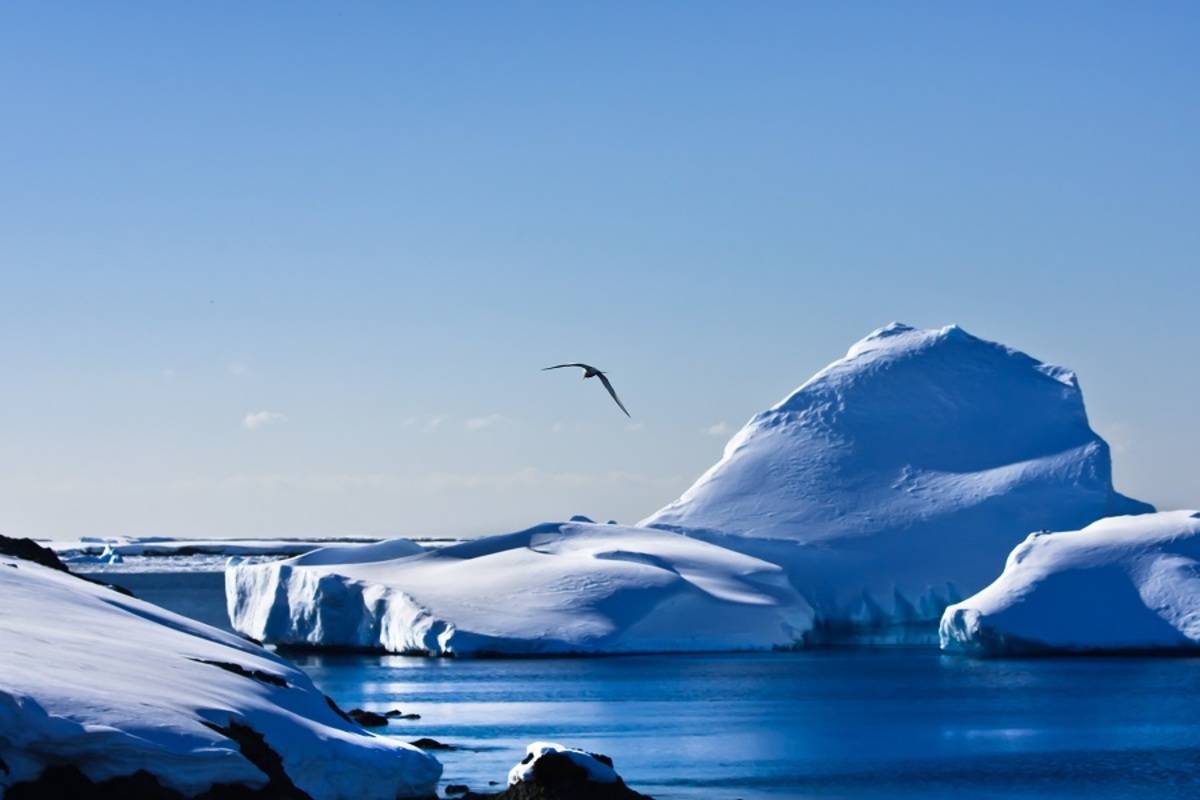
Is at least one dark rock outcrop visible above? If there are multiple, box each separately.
[5,763,306,800]
[410,738,455,751]
[200,719,310,799]
[190,659,289,688]
[0,535,69,572]
[463,751,652,800]
[385,709,421,720]
[0,534,135,596]
[346,708,389,728]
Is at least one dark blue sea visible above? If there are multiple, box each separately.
[109,570,1200,799]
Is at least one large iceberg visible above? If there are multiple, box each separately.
[0,547,441,798]
[645,322,1151,640]
[940,511,1200,655]
[227,323,1150,653]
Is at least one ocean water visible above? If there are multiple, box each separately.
[108,569,1200,799]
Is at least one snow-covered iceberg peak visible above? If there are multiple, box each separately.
[644,322,1149,542]
[941,510,1200,655]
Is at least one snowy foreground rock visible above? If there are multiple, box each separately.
[0,548,441,799]
[940,511,1200,655]
[458,742,649,800]
[228,323,1151,653]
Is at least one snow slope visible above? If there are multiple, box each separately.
[940,511,1200,655]
[227,523,812,655]
[0,554,441,799]
[227,323,1151,653]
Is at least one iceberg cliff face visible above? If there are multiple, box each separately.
[0,552,441,799]
[226,323,1151,654]
[940,511,1200,655]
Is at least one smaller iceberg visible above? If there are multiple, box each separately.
[227,522,813,655]
[940,510,1200,655]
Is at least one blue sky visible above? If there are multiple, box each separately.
[1,3,1197,538]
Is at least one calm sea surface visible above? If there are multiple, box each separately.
[107,569,1200,799]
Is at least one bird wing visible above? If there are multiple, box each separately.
[596,372,631,417]
[541,363,592,371]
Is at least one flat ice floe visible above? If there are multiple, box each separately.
[228,522,811,655]
[227,323,1152,653]
[47,535,393,560]
[940,511,1200,655]
[0,551,440,798]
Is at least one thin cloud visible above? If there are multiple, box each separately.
[242,411,287,431]
[228,361,251,377]
[403,415,447,433]
[703,421,733,437]
[464,413,503,431]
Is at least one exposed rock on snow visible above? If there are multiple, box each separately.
[227,523,811,655]
[346,709,389,728]
[940,511,1200,655]
[226,323,1151,653]
[0,535,70,572]
[409,738,455,751]
[0,553,440,799]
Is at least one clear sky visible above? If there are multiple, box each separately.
[2,3,1197,539]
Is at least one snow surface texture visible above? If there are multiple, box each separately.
[940,511,1200,655]
[0,554,441,799]
[227,323,1151,653]
[228,523,811,655]
[508,742,618,786]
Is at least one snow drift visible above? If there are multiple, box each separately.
[227,523,811,655]
[0,551,440,799]
[940,511,1200,655]
[227,323,1150,653]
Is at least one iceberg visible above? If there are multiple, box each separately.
[644,322,1151,640]
[227,523,811,655]
[940,510,1200,655]
[0,548,441,799]
[227,323,1150,653]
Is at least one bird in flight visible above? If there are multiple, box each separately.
[542,363,630,417]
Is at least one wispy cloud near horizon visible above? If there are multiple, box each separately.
[703,421,733,437]
[242,411,287,430]
[464,414,504,431]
